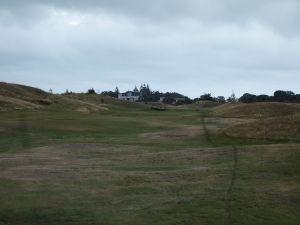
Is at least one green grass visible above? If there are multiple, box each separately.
[0,104,299,225]
[0,108,272,153]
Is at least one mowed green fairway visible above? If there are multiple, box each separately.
[0,105,299,225]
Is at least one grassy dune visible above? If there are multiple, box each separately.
[0,90,300,224]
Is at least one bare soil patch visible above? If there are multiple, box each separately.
[275,180,299,192]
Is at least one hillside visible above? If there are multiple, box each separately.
[0,82,300,225]
[211,102,300,118]
[0,82,54,111]
[0,82,146,112]
[223,113,300,140]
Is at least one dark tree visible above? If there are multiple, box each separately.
[133,86,139,92]
[237,90,299,103]
[274,90,295,102]
[199,93,215,101]
[162,96,175,104]
[115,86,119,95]
[175,98,193,105]
[216,96,226,103]
[161,92,191,105]
[239,93,257,103]
[256,94,270,102]
[101,91,117,98]
[140,84,153,101]
[87,88,96,94]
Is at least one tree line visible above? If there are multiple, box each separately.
[98,84,234,105]
[239,91,300,103]
[63,85,300,104]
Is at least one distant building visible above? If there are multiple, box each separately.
[159,97,165,102]
[118,91,140,102]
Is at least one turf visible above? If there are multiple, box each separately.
[0,104,299,225]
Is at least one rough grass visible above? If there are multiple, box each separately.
[0,142,299,225]
[223,113,300,140]
[0,82,146,112]
[211,102,300,118]
[0,91,300,224]
[0,82,50,111]
[0,82,49,99]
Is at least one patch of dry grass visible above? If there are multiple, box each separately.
[0,82,52,110]
[211,102,300,118]
[1,143,299,225]
[140,125,203,140]
[0,82,146,112]
[0,95,41,111]
[223,113,300,140]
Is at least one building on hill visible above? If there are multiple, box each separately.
[118,91,140,102]
[159,97,165,102]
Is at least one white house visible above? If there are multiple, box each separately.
[159,97,165,102]
[118,91,140,102]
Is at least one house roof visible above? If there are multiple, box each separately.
[120,91,140,97]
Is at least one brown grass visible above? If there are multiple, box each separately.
[0,82,49,99]
[0,82,53,110]
[0,96,41,111]
[223,113,300,140]
[0,82,110,112]
[275,180,299,192]
[0,143,222,183]
[211,102,300,118]
[140,125,203,140]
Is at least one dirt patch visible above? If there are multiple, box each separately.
[275,180,299,192]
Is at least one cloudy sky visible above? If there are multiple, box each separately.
[0,0,300,98]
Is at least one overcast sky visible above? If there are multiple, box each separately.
[0,0,300,98]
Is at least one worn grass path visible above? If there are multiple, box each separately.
[201,114,240,225]
[225,146,238,225]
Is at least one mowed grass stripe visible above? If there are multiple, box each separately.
[0,104,299,225]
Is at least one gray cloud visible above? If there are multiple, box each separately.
[2,0,300,32]
[0,0,300,97]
